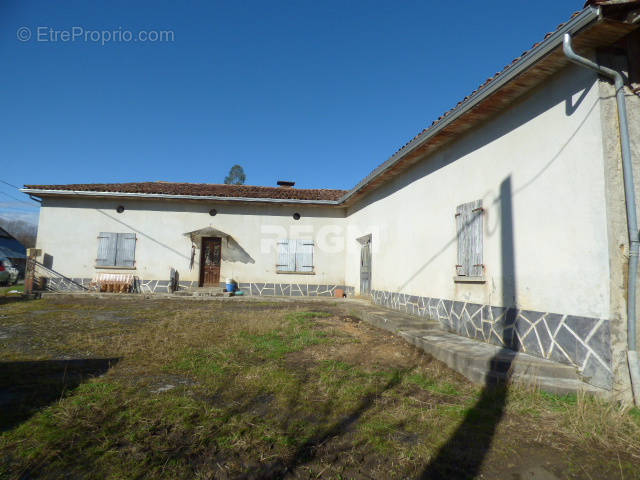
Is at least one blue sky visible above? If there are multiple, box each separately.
[1,0,582,225]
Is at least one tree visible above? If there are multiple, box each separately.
[224,165,246,185]
[0,217,38,248]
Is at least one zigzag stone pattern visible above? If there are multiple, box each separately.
[39,277,196,294]
[371,289,613,390]
[41,278,355,298]
[238,283,354,297]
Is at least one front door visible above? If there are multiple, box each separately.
[360,238,371,295]
[200,237,221,287]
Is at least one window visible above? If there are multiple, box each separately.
[455,200,483,277]
[276,239,314,273]
[96,232,137,268]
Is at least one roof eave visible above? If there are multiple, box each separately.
[20,188,341,206]
[337,6,602,206]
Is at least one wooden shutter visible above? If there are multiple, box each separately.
[97,232,117,266]
[469,201,483,277]
[115,233,136,267]
[277,239,295,272]
[296,240,314,272]
[456,200,483,276]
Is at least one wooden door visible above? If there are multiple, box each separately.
[360,239,371,295]
[200,237,221,287]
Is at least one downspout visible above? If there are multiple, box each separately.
[563,33,640,404]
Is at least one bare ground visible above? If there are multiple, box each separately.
[0,296,639,479]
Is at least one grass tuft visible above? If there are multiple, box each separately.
[405,372,460,396]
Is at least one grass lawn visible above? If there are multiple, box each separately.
[0,297,639,479]
[0,284,22,296]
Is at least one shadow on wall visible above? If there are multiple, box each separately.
[0,358,120,433]
[419,177,516,479]
[395,97,598,294]
[42,253,53,269]
[93,212,257,270]
[224,237,255,264]
[185,227,255,265]
[96,209,191,262]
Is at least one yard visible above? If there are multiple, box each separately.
[0,297,639,479]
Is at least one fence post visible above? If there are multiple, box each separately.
[24,248,40,295]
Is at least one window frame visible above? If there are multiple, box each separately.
[454,200,485,282]
[276,238,315,274]
[96,232,137,269]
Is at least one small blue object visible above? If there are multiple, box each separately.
[226,282,235,292]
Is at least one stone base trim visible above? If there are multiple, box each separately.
[238,283,354,297]
[40,277,355,298]
[371,289,613,390]
[42,277,185,294]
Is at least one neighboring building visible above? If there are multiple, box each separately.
[0,226,26,275]
[22,3,640,400]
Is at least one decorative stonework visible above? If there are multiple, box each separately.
[40,277,355,299]
[238,283,354,298]
[135,279,198,294]
[371,289,612,389]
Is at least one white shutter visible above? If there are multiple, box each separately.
[115,233,136,267]
[277,239,295,272]
[97,232,117,266]
[296,240,314,272]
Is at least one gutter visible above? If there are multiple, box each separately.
[563,33,640,405]
[20,188,341,206]
[337,6,601,205]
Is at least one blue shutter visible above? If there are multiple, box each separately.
[116,233,136,267]
[97,232,117,266]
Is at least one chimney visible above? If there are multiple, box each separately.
[277,180,295,188]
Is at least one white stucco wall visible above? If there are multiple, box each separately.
[34,65,611,317]
[35,198,347,285]
[345,64,610,318]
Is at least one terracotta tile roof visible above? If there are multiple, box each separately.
[23,182,347,202]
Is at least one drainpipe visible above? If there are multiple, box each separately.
[563,33,640,405]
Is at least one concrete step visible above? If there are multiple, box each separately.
[356,308,608,397]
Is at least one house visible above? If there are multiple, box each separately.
[22,2,640,400]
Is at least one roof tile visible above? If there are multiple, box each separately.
[23,182,346,202]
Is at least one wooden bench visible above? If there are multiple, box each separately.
[91,273,134,293]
